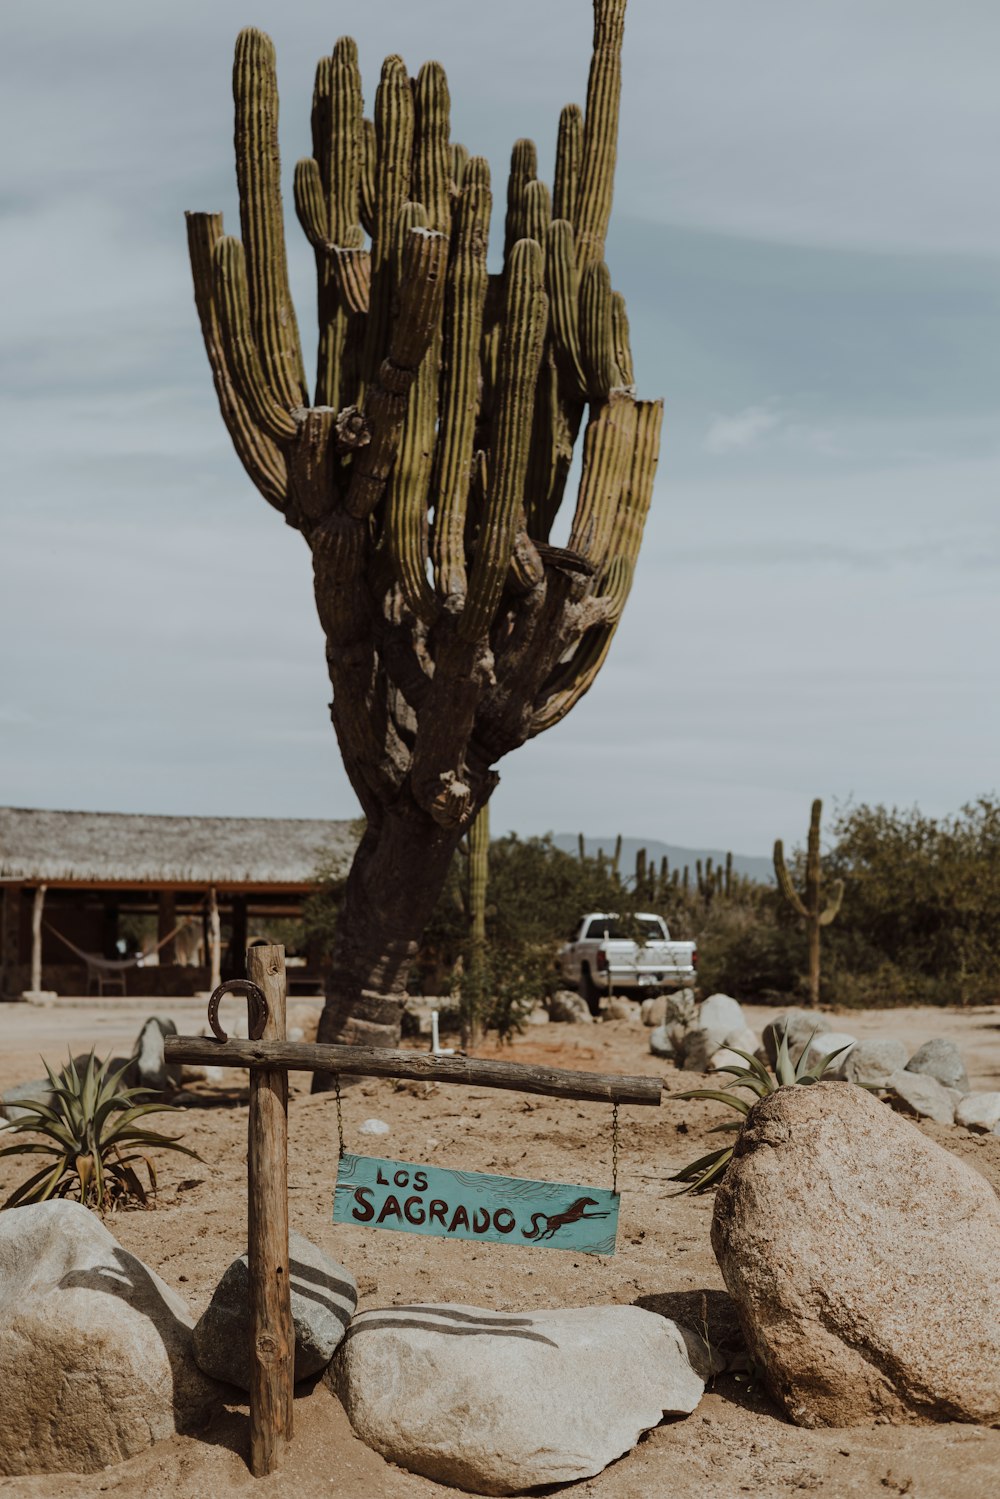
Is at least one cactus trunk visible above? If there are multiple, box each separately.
[774,798,844,1007]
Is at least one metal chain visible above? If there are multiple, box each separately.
[335,1074,345,1160]
[611,1101,620,1195]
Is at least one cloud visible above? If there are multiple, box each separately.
[705,405,783,453]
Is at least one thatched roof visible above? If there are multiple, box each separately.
[0,807,360,888]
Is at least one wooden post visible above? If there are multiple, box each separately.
[245,943,293,1475]
[1,884,23,997]
[208,886,222,992]
[29,884,46,994]
[158,890,177,966]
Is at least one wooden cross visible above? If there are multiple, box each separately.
[165,944,662,1477]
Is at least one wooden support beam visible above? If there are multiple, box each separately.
[163,1036,663,1107]
[158,890,177,966]
[29,884,46,994]
[207,886,222,992]
[245,944,294,1476]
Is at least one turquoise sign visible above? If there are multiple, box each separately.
[333,1153,619,1256]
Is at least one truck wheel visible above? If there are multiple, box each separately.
[580,966,601,1016]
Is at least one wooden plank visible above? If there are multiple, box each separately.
[245,944,293,1476]
[163,1035,662,1107]
[334,1153,620,1255]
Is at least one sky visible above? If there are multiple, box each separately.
[1,0,998,856]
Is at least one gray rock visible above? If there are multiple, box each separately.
[955,1092,1000,1133]
[131,1015,182,1094]
[761,1008,832,1068]
[802,1031,857,1073]
[193,1231,357,1389]
[838,1038,908,1088]
[523,1005,550,1025]
[0,1076,56,1122]
[330,1302,704,1494]
[707,1028,760,1073]
[604,997,638,1022]
[0,1200,219,1475]
[640,994,667,1027]
[905,1039,970,1094]
[885,1069,956,1125]
[681,995,750,1072]
[548,991,593,1024]
[649,1024,674,1058]
[711,1083,1000,1427]
[697,992,746,1037]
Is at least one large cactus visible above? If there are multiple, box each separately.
[774,799,844,1007]
[186,2,661,1065]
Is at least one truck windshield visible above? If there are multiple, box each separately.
[584,917,666,940]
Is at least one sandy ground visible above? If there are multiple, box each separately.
[1,995,998,1499]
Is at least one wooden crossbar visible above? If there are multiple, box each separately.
[164,1035,663,1107]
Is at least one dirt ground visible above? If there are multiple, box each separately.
[1,995,998,1499]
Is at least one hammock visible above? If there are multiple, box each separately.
[44,918,197,996]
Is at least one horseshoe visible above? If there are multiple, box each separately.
[207,979,269,1042]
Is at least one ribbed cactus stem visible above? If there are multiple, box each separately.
[553,103,583,223]
[579,259,618,400]
[774,798,844,1006]
[212,237,298,442]
[612,833,622,872]
[358,117,376,235]
[460,239,547,641]
[544,220,588,397]
[362,55,414,388]
[504,138,538,262]
[575,0,626,270]
[413,62,452,235]
[469,803,489,947]
[232,29,307,410]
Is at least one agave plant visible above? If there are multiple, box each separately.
[0,1050,201,1212]
[669,1028,853,1194]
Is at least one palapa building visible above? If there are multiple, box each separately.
[0,807,359,1000]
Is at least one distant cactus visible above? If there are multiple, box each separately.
[469,804,489,949]
[774,798,844,1007]
[186,3,662,1057]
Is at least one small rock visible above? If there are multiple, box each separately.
[885,1069,956,1125]
[649,1024,673,1058]
[0,1201,219,1474]
[640,995,667,1027]
[905,1039,970,1094]
[802,1031,857,1073]
[761,1009,832,1068]
[838,1038,908,1088]
[524,1005,550,1025]
[955,1092,1000,1133]
[358,1118,390,1136]
[604,997,638,1022]
[330,1303,704,1493]
[548,991,593,1024]
[193,1232,357,1389]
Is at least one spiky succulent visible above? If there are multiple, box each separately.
[669,1028,853,1194]
[0,1050,200,1212]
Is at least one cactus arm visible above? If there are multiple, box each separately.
[432,174,492,602]
[211,237,299,443]
[567,390,638,563]
[345,226,448,521]
[819,878,845,926]
[459,239,548,642]
[579,260,618,401]
[358,117,377,236]
[362,56,415,390]
[450,142,469,191]
[529,398,661,731]
[805,797,822,917]
[553,103,583,223]
[330,247,371,314]
[523,180,552,250]
[574,0,626,271]
[232,29,308,410]
[611,291,634,387]
[774,838,809,918]
[468,802,489,945]
[504,139,538,262]
[413,62,452,235]
[326,38,363,243]
[385,203,440,622]
[544,221,588,398]
[294,157,328,248]
[185,211,289,513]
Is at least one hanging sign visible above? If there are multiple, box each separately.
[333,1153,619,1255]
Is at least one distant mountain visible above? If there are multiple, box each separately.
[552,834,774,886]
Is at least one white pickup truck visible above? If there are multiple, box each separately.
[558,913,697,1014]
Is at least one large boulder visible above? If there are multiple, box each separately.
[839,1038,908,1088]
[330,1302,704,1494]
[0,1200,219,1475]
[711,1083,1000,1427]
[905,1039,970,1094]
[761,1008,831,1068]
[193,1231,356,1389]
[682,995,751,1073]
[802,1030,857,1073]
[885,1069,956,1125]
